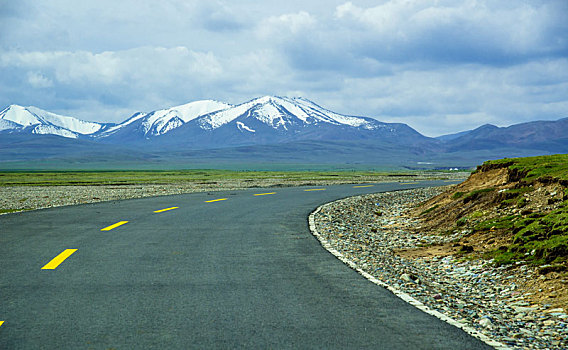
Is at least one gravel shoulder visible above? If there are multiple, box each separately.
[312,187,568,350]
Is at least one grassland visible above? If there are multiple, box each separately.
[482,154,568,182]
[0,169,469,215]
[414,154,568,269]
[466,155,568,266]
[0,169,431,187]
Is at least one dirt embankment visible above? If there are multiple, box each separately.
[403,159,568,310]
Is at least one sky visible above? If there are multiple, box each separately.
[1,0,567,136]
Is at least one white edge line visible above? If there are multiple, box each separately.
[308,202,509,350]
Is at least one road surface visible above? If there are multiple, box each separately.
[0,181,492,349]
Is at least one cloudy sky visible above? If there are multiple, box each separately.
[1,0,567,136]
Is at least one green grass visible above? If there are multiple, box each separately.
[452,191,466,199]
[502,187,534,195]
[0,208,32,214]
[464,154,568,266]
[461,188,495,202]
[479,204,568,266]
[470,211,484,218]
[473,215,521,232]
[483,154,568,183]
[451,188,494,203]
[0,169,420,187]
[420,204,439,216]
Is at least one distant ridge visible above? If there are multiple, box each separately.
[0,105,108,138]
[1,97,567,168]
[96,100,232,141]
[124,96,431,149]
[443,118,568,152]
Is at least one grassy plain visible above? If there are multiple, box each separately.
[0,169,433,187]
[0,169,467,215]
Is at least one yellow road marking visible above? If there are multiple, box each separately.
[41,249,77,270]
[304,188,326,192]
[205,198,228,203]
[400,182,415,185]
[101,221,129,231]
[154,207,179,213]
[353,185,374,188]
[254,192,276,196]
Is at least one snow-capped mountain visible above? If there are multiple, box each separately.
[0,96,432,150]
[97,100,232,141]
[196,96,378,131]
[4,96,567,168]
[156,96,428,149]
[0,105,106,139]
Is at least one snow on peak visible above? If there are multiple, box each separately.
[141,100,231,136]
[31,124,79,139]
[0,104,103,136]
[163,100,232,123]
[1,96,383,141]
[99,100,232,138]
[0,105,42,128]
[197,95,378,131]
[236,121,256,133]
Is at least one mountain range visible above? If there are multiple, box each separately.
[1,96,567,170]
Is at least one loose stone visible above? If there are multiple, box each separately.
[312,187,567,350]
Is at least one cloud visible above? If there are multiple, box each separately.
[331,1,568,65]
[0,0,252,52]
[257,11,316,39]
[26,71,53,88]
[253,0,568,73]
[0,0,567,137]
[0,47,227,120]
[324,58,568,136]
[252,1,566,77]
[1,47,223,85]
[200,2,248,32]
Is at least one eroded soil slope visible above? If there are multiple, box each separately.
[408,155,568,309]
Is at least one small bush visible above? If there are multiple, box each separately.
[473,215,519,233]
[462,188,495,203]
[471,211,484,218]
[452,192,466,199]
[517,197,527,208]
[456,217,468,227]
[420,204,439,216]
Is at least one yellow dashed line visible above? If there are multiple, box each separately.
[101,221,129,231]
[254,192,276,196]
[304,188,326,192]
[399,182,415,185]
[154,207,179,213]
[353,185,374,188]
[205,198,228,203]
[41,249,77,270]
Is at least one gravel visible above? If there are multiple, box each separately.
[312,187,568,350]
[0,184,238,212]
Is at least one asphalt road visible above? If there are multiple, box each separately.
[0,181,493,349]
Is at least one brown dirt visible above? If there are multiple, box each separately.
[397,228,515,259]
[399,166,568,311]
[522,272,568,310]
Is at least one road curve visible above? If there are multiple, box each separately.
[0,181,492,349]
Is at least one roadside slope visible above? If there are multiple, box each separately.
[413,154,568,309]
